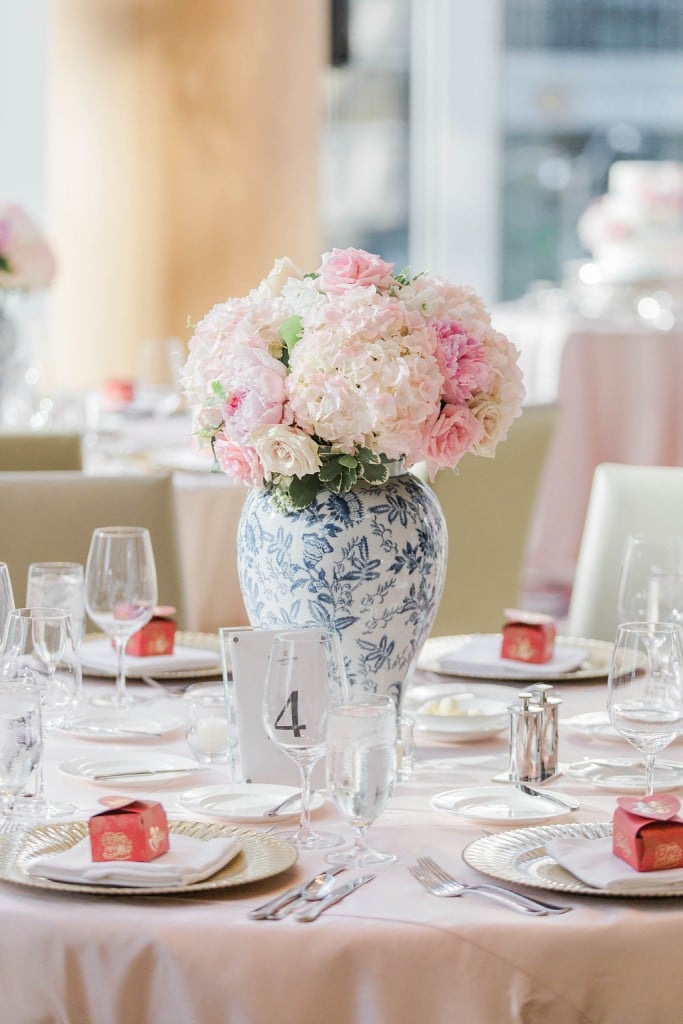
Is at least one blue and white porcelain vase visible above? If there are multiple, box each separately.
[236,466,447,708]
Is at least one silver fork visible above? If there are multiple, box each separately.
[412,857,571,915]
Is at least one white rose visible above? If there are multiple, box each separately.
[468,395,506,458]
[251,424,321,480]
[253,257,303,301]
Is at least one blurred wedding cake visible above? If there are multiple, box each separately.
[565,160,683,324]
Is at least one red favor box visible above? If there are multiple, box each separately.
[89,797,170,863]
[125,606,177,657]
[500,609,556,664]
[613,794,683,872]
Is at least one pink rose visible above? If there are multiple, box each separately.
[213,436,263,486]
[433,320,492,404]
[424,405,485,479]
[317,248,394,295]
[0,202,55,291]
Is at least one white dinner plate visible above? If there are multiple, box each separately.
[462,822,683,898]
[418,634,612,683]
[59,712,184,741]
[415,696,508,743]
[562,712,621,741]
[430,785,570,825]
[176,783,325,824]
[565,758,683,792]
[59,753,201,786]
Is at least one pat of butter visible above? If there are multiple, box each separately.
[419,696,482,717]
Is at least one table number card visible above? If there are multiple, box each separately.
[224,627,324,787]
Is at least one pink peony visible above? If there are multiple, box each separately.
[433,320,493,404]
[220,348,288,444]
[424,405,485,479]
[213,436,263,486]
[316,248,395,295]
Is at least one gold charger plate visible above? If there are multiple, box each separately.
[418,634,612,683]
[82,631,224,681]
[2,819,296,897]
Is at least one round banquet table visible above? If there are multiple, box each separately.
[0,669,680,1024]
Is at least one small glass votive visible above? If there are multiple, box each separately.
[185,685,231,765]
[396,713,416,781]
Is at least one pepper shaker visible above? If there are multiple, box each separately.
[530,683,562,781]
[508,691,544,785]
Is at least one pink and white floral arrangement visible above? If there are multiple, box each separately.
[0,202,56,295]
[182,247,525,509]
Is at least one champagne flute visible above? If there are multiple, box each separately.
[84,527,158,707]
[1,608,81,818]
[617,535,683,623]
[262,629,346,850]
[0,672,42,826]
[326,695,397,866]
[0,563,15,643]
[607,621,683,795]
[26,562,85,647]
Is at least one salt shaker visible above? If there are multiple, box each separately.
[507,692,544,784]
[530,683,562,781]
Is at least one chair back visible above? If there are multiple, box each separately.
[423,404,557,636]
[0,471,187,628]
[0,432,83,471]
[567,463,683,642]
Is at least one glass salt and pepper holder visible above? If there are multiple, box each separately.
[508,684,561,784]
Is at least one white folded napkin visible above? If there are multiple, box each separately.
[27,833,241,887]
[546,835,683,891]
[439,635,587,679]
[80,637,220,677]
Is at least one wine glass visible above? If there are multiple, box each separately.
[607,621,683,795]
[26,562,85,647]
[326,695,397,866]
[617,535,683,623]
[84,526,158,707]
[0,563,15,643]
[0,672,42,826]
[1,608,81,818]
[262,629,347,850]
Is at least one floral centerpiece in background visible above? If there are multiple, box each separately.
[182,247,524,702]
[182,247,524,509]
[0,202,56,425]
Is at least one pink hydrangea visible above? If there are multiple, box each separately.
[317,248,395,295]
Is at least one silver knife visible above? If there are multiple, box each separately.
[248,867,345,921]
[295,874,375,922]
[515,782,579,812]
[91,767,200,780]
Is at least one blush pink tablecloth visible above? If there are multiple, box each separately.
[1,671,681,1024]
[524,326,683,593]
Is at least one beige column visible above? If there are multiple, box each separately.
[46,0,326,391]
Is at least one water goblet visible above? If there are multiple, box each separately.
[262,629,346,850]
[617,535,683,623]
[0,563,15,643]
[0,672,42,826]
[607,621,683,796]
[1,608,81,818]
[326,695,398,866]
[185,685,231,765]
[84,526,158,707]
[26,562,85,647]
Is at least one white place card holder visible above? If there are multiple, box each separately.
[225,627,324,787]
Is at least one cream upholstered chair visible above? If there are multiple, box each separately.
[0,432,83,471]
[567,463,683,643]
[0,471,188,628]
[420,404,557,637]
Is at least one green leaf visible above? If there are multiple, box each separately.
[288,474,319,509]
[355,447,381,465]
[0,256,10,274]
[209,380,226,403]
[319,461,342,483]
[362,461,389,484]
[338,455,358,469]
[278,315,303,355]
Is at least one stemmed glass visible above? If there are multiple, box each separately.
[1,608,81,818]
[26,562,85,648]
[84,527,158,707]
[262,629,347,850]
[617,535,683,623]
[326,695,398,866]
[607,621,683,795]
[0,672,42,827]
[0,563,15,642]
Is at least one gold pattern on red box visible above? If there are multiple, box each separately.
[125,605,177,657]
[89,798,170,863]
[500,609,556,665]
[613,794,683,872]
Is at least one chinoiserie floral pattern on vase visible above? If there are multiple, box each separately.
[237,467,447,707]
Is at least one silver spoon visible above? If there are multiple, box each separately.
[265,869,348,919]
